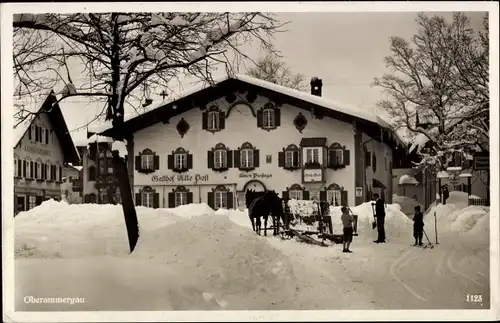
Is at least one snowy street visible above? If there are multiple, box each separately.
[14,192,489,311]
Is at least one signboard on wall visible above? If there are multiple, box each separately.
[355,187,363,197]
[151,174,209,185]
[239,172,272,180]
[303,169,323,183]
[24,145,51,156]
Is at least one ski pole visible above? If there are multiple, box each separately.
[434,210,439,244]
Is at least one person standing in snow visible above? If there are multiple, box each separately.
[412,205,424,246]
[341,206,354,253]
[372,193,386,243]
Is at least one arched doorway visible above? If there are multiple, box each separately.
[243,179,266,192]
[237,180,267,210]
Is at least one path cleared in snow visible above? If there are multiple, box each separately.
[15,197,490,310]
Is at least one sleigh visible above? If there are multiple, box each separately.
[281,200,343,246]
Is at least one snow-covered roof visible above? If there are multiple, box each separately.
[91,74,404,145]
[13,92,80,164]
[437,171,449,179]
[398,174,419,185]
[446,166,463,172]
[87,134,114,144]
[459,173,473,178]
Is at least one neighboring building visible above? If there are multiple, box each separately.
[61,164,83,204]
[75,136,121,204]
[392,132,489,209]
[13,92,80,215]
[97,75,404,209]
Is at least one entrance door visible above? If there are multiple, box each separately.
[16,195,26,214]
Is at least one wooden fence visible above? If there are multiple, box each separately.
[468,197,489,207]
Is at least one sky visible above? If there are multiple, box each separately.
[12,10,487,146]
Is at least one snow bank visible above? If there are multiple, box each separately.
[16,201,298,310]
[392,194,421,215]
[130,214,296,307]
[14,200,203,258]
[329,202,413,240]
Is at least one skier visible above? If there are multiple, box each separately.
[341,206,354,253]
[372,193,386,243]
[412,205,424,246]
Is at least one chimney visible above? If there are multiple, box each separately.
[310,77,323,97]
[143,98,153,107]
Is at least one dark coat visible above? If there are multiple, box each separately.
[375,198,385,218]
[413,211,424,228]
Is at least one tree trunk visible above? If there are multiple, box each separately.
[112,150,139,253]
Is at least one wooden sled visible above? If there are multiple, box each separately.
[283,229,328,247]
[318,233,344,244]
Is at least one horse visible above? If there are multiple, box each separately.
[245,189,265,209]
[247,190,285,236]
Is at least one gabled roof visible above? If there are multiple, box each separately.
[14,92,80,164]
[97,74,406,149]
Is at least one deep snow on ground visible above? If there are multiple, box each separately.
[14,197,491,311]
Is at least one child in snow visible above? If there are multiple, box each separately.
[412,205,424,246]
[341,206,354,253]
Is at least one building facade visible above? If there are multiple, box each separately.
[61,164,83,204]
[75,138,121,204]
[98,75,403,209]
[14,93,80,215]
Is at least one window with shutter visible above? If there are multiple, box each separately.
[207,111,219,131]
[172,147,189,171]
[211,143,229,171]
[257,102,279,131]
[238,142,257,170]
[142,190,155,208]
[282,144,300,169]
[25,159,32,179]
[137,148,157,173]
[17,159,22,178]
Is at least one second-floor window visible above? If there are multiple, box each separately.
[175,152,187,170]
[240,149,254,169]
[279,144,300,170]
[141,154,154,170]
[305,148,320,164]
[214,149,227,169]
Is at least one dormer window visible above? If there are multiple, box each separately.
[136,148,159,174]
[235,142,259,171]
[168,147,193,172]
[327,142,350,169]
[257,102,280,131]
[208,143,232,172]
[202,105,225,133]
[279,144,300,170]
